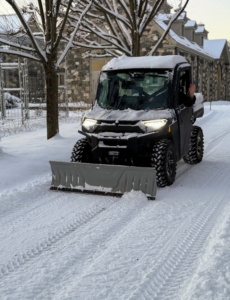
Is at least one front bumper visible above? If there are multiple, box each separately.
[78,128,167,156]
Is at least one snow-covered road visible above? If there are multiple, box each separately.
[1,102,230,300]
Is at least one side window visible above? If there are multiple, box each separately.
[178,69,190,106]
[179,70,189,94]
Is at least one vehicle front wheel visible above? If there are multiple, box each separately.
[183,126,204,164]
[71,138,93,163]
[151,140,176,187]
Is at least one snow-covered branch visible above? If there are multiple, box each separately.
[66,15,131,55]
[148,0,190,56]
[5,0,46,62]
[140,0,165,34]
[0,49,41,61]
[53,0,75,51]
[93,1,132,29]
[67,0,181,57]
[57,0,93,66]
[0,37,37,53]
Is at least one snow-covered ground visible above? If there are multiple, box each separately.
[1,101,230,300]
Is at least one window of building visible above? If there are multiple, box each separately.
[58,73,65,87]
[182,25,185,36]
[199,64,203,92]
[191,60,194,82]
[201,36,204,46]
[217,65,222,99]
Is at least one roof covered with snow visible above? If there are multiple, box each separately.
[0,13,31,33]
[154,13,229,61]
[102,55,188,71]
[185,20,197,28]
[160,11,187,22]
[203,39,229,59]
[195,26,206,34]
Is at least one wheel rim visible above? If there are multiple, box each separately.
[166,150,174,176]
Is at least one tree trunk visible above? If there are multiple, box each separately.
[44,54,59,139]
[132,33,141,56]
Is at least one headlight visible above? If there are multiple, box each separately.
[82,118,98,132]
[142,119,167,131]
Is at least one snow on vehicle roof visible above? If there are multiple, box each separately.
[102,55,188,71]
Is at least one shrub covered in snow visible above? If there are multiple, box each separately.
[4,92,21,108]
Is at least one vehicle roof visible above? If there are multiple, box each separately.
[102,55,188,71]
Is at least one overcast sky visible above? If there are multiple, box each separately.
[0,0,229,40]
[185,0,230,40]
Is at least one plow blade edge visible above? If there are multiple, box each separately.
[49,161,157,199]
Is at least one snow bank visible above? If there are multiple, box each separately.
[122,190,148,201]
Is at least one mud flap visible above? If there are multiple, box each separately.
[49,161,157,200]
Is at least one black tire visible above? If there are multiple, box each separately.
[151,140,177,187]
[71,138,93,163]
[183,126,204,164]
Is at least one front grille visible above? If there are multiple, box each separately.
[103,139,127,146]
[95,124,144,133]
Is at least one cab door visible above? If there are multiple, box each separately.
[176,104,193,157]
[174,68,193,158]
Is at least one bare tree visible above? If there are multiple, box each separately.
[148,0,189,55]
[0,0,93,139]
[68,0,189,58]
[0,0,190,138]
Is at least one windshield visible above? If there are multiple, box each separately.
[96,70,172,110]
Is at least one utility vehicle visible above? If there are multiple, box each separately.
[50,55,204,199]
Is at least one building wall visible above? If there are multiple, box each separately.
[1,9,230,105]
[60,47,91,104]
[74,29,230,103]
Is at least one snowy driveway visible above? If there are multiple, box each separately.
[1,102,230,300]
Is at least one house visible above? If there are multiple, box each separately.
[148,12,230,102]
[0,6,230,107]
[62,9,230,104]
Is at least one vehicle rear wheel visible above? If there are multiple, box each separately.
[151,140,176,187]
[71,138,93,163]
[183,126,204,164]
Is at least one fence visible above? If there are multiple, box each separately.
[0,59,91,136]
[0,98,91,136]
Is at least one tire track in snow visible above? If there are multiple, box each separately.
[0,103,229,299]
[0,175,53,219]
[0,184,92,232]
[0,195,153,300]
[127,192,228,300]
[79,201,198,300]
[89,132,230,300]
[0,197,116,279]
[180,202,230,300]
[122,141,230,300]
[176,131,230,180]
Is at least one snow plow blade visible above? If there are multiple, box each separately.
[49,161,156,199]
